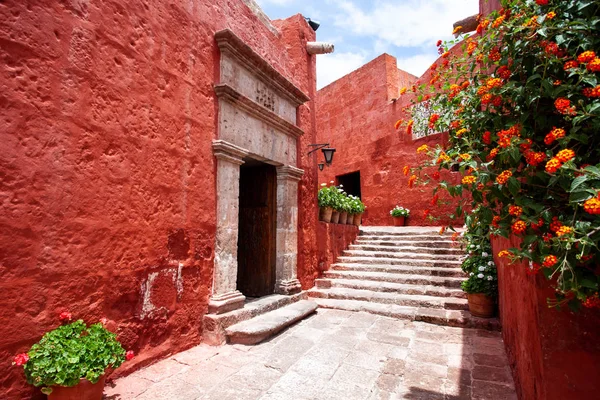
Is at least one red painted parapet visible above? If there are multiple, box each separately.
[492,235,600,400]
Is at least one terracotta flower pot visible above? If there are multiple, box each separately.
[353,213,362,226]
[393,216,406,226]
[467,293,495,318]
[346,214,355,225]
[319,207,333,223]
[331,211,340,224]
[48,375,106,400]
[339,212,348,224]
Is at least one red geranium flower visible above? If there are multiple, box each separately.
[59,311,72,322]
[13,353,29,366]
[126,350,135,361]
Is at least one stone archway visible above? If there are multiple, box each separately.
[208,30,309,315]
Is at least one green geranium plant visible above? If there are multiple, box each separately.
[13,313,134,395]
[390,206,410,218]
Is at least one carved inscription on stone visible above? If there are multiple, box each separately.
[255,82,276,112]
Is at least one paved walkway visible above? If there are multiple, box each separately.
[104,310,516,400]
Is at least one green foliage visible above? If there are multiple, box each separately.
[408,0,600,308]
[390,206,410,217]
[318,183,365,213]
[460,214,498,297]
[23,321,126,393]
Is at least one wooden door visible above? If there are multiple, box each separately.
[237,163,276,297]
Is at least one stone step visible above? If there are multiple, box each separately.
[350,244,463,255]
[202,292,307,345]
[342,249,463,261]
[336,256,462,268]
[355,239,457,249]
[225,300,318,345]
[312,298,500,331]
[323,270,464,288]
[308,287,468,310]
[315,278,466,298]
[332,263,464,278]
[359,227,460,236]
[359,234,454,242]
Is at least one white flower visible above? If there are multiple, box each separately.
[476,245,481,249]
[339,184,344,187]
[488,261,494,266]
[487,276,493,281]
[470,272,474,276]
[477,273,484,279]
[320,183,326,187]
[478,266,485,272]
[482,252,489,257]
[330,180,334,184]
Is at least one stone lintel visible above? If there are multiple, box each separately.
[276,165,304,181]
[208,290,246,315]
[214,84,304,139]
[213,139,249,164]
[275,279,302,295]
[215,29,310,106]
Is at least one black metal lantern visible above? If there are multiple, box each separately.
[321,147,335,165]
[308,143,336,168]
[318,163,325,171]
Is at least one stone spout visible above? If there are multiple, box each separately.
[306,42,334,55]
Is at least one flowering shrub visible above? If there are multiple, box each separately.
[460,210,498,297]
[14,316,132,394]
[390,206,410,218]
[403,0,600,309]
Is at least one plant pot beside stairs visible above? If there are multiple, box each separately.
[467,293,495,318]
[319,207,333,223]
[393,216,406,226]
[390,206,410,226]
[339,211,348,224]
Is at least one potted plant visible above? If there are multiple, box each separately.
[329,185,345,224]
[460,221,497,318]
[13,313,134,399]
[338,189,350,224]
[348,195,365,226]
[317,183,335,223]
[390,206,410,226]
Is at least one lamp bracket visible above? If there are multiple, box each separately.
[307,143,330,155]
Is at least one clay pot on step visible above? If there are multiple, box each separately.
[339,212,348,224]
[48,376,106,400]
[353,213,362,226]
[467,293,495,318]
[393,216,406,226]
[346,214,355,225]
[331,211,340,224]
[319,207,333,223]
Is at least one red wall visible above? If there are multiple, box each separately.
[492,235,600,400]
[0,1,320,398]
[316,222,359,273]
[316,54,462,226]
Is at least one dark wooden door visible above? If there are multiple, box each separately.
[237,164,276,297]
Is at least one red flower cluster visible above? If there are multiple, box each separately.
[583,198,600,215]
[59,311,72,322]
[583,294,600,309]
[535,0,548,5]
[428,114,440,129]
[13,353,29,366]
[403,165,410,176]
[544,127,566,145]
[482,131,492,145]
[543,255,558,267]
[496,170,512,185]
[408,174,417,188]
[476,19,490,34]
[497,65,511,80]
[555,149,575,163]
[549,217,563,233]
[406,120,414,135]
[564,60,579,70]
[524,150,546,167]
[577,51,596,63]
[126,350,135,361]
[545,157,562,173]
[511,220,527,235]
[509,205,523,217]
[583,86,600,98]
[492,215,501,228]
[588,58,600,72]
[497,125,521,148]
[554,98,576,115]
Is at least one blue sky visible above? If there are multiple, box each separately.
[256,0,479,89]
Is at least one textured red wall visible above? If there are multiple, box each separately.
[316,54,462,226]
[316,222,358,274]
[0,1,319,398]
[492,235,600,400]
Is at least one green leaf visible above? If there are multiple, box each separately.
[569,190,593,203]
[570,175,588,192]
[507,177,521,197]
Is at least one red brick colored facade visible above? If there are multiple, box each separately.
[316,54,462,226]
[0,1,332,398]
[492,235,600,400]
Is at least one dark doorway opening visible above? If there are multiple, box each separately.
[237,160,277,298]
[336,171,362,198]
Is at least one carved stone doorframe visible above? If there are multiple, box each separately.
[208,30,309,315]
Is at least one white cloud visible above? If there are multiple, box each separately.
[396,53,439,78]
[317,51,367,89]
[332,0,479,48]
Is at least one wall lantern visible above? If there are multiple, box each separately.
[318,163,325,171]
[308,143,336,169]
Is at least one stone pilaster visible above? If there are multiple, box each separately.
[209,140,249,314]
[274,165,304,295]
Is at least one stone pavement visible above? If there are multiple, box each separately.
[104,309,516,400]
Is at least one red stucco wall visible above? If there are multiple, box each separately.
[316,222,359,274]
[492,235,600,400]
[316,54,462,226]
[0,1,320,398]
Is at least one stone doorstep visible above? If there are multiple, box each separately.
[343,249,464,260]
[308,287,468,311]
[349,244,465,255]
[323,270,464,289]
[313,298,500,331]
[225,300,318,345]
[203,292,306,345]
[333,263,465,278]
[315,278,467,299]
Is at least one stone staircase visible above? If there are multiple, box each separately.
[308,226,500,331]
